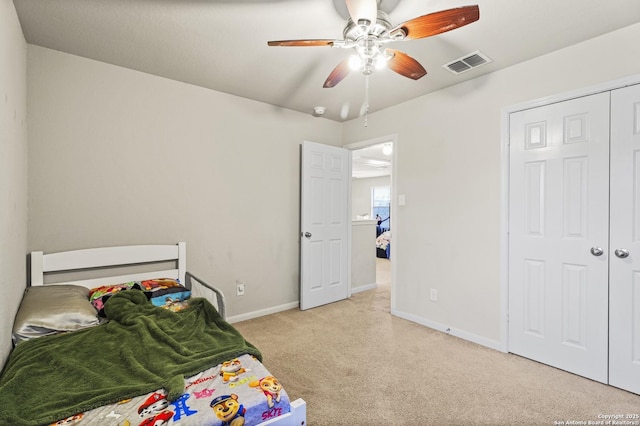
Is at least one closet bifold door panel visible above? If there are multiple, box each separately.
[508,92,611,384]
[609,84,640,395]
[509,83,640,395]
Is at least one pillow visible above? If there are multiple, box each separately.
[139,278,191,307]
[12,285,100,345]
[89,281,141,317]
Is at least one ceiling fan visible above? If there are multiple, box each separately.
[267,0,480,88]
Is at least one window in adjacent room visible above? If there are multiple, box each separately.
[372,186,390,231]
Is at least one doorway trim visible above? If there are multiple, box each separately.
[344,133,398,311]
[499,73,640,353]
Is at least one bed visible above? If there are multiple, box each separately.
[376,230,391,259]
[0,242,306,426]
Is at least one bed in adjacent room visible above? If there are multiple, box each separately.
[376,230,391,259]
[0,242,306,426]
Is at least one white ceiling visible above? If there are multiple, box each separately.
[352,142,392,179]
[13,0,640,122]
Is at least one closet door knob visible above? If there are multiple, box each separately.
[590,247,604,256]
[304,232,312,238]
[615,248,630,258]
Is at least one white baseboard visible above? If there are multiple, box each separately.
[227,301,299,324]
[391,308,504,352]
[351,283,377,294]
[226,283,377,323]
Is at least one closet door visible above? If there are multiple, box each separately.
[610,84,640,395]
[508,92,610,383]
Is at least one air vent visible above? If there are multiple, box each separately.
[443,50,492,75]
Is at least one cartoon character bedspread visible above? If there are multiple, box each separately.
[52,354,290,426]
[0,291,289,426]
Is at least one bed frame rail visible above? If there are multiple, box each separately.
[30,242,187,287]
[185,271,226,320]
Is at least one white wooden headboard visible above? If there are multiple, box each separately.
[30,242,187,289]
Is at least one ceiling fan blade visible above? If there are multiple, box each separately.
[386,49,427,80]
[267,39,336,47]
[323,58,351,88]
[391,5,479,40]
[345,0,377,24]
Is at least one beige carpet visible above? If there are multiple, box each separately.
[235,259,640,425]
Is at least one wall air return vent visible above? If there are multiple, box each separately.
[443,50,492,75]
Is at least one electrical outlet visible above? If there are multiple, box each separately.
[430,288,438,302]
[236,282,245,296]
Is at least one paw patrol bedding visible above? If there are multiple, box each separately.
[0,290,291,426]
[52,354,290,426]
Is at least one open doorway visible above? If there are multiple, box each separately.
[346,136,395,295]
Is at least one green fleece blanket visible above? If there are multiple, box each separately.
[0,290,261,426]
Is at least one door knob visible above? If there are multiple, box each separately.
[615,248,630,258]
[304,232,312,238]
[590,247,604,256]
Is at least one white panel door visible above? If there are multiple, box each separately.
[300,141,350,310]
[610,84,640,394]
[509,93,610,383]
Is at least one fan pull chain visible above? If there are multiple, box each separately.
[364,74,370,127]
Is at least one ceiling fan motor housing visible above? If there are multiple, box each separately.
[343,10,394,43]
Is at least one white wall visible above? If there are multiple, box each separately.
[27,46,342,318]
[17,18,640,351]
[342,22,640,348]
[352,175,391,220]
[351,220,377,290]
[0,0,28,364]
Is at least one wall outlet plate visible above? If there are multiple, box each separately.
[430,288,438,302]
[236,282,245,296]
